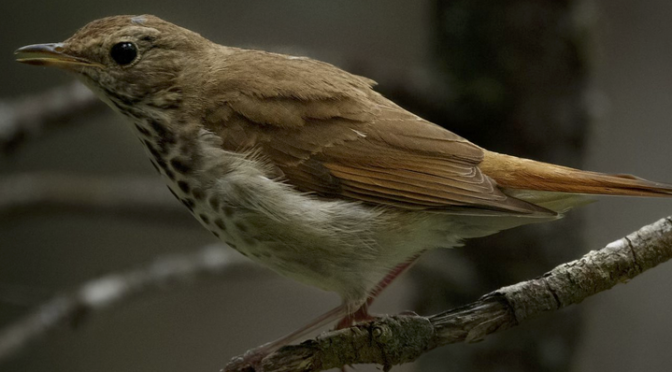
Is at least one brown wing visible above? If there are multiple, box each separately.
[202,49,553,216]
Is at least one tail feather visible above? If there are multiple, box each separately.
[480,150,672,198]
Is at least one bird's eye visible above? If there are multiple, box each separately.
[110,42,138,65]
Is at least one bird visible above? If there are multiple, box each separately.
[15,14,672,369]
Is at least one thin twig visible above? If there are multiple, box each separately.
[0,82,104,154]
[0,172,189,221]
[226,216,672,372]
[0,245,258,362]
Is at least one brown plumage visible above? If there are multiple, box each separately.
[480,150,672,197]
[15,14,672,369]
[199,48,672,215]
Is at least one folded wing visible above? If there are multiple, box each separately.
[204,49,555,216]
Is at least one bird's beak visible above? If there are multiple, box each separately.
[15,43,102,68]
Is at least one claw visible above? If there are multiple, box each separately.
[225,345,271,372]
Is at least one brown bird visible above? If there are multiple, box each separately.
[15,15,672,368]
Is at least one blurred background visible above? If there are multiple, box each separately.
[1,1,672,371]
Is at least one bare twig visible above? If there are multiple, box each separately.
[0,82,102,154]
[226,216,672,372]
[0,172,189,221]
[0,245,259,362]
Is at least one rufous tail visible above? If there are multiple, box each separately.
[480,150,672,197]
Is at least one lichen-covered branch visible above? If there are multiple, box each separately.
[3,176,671,371]
[0,245,258,363]
[0,82,103,154]
[226,216,672,372]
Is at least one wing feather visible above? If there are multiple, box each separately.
[203,49,554,216]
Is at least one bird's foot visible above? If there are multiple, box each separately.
[225,343,273,372]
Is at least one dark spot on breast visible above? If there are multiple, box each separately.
[156,158,167,170]
[198,214,210,224]
[222,205,234,217]
[149,120,168,137]
[208,197,220,210]
[163,132,176,145]
[178,180,190,193]
[170,158,192,174]
[242,236,256,246]
[150,160,160,174]
[152,121,177,147]
[211,231,220,238]
[125,108,143,119]
[226,241,238,250]
[181,198,195,212]
[102,86,140,106]
[165,169,175,180]
[135,124,151,137]
[167,186,179,199]
[214,218,226,231]
[145,140,161,161]
[146,101,181,111]
[110,100,125,112]
[192,188,204,201]
[158,141,170,155]
[253,252,271,259]
[234,222,248,233]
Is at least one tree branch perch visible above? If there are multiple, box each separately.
[1,187,670,370]
[226,216,672,372]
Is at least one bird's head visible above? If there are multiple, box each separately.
[15,15,208,113]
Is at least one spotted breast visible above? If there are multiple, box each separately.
[118,103,400,302]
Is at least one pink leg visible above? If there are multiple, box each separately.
[335,253,422,329]
[229,302,357,371]
[249,303,348,353]
[228,254,422,371]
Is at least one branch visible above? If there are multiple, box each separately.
[226,216,672,372]
[0,245,259,363]
[0,82,103,154]
[0,172,189,222]
[3,174,671,370]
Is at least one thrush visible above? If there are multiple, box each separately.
[15,14,672,369]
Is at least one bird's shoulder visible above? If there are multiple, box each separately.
[201,48,376,125]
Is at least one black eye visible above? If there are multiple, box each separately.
[110,42,138,65]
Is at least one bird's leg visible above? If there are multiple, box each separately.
[231,254,422,371]
[335,253,422,330]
